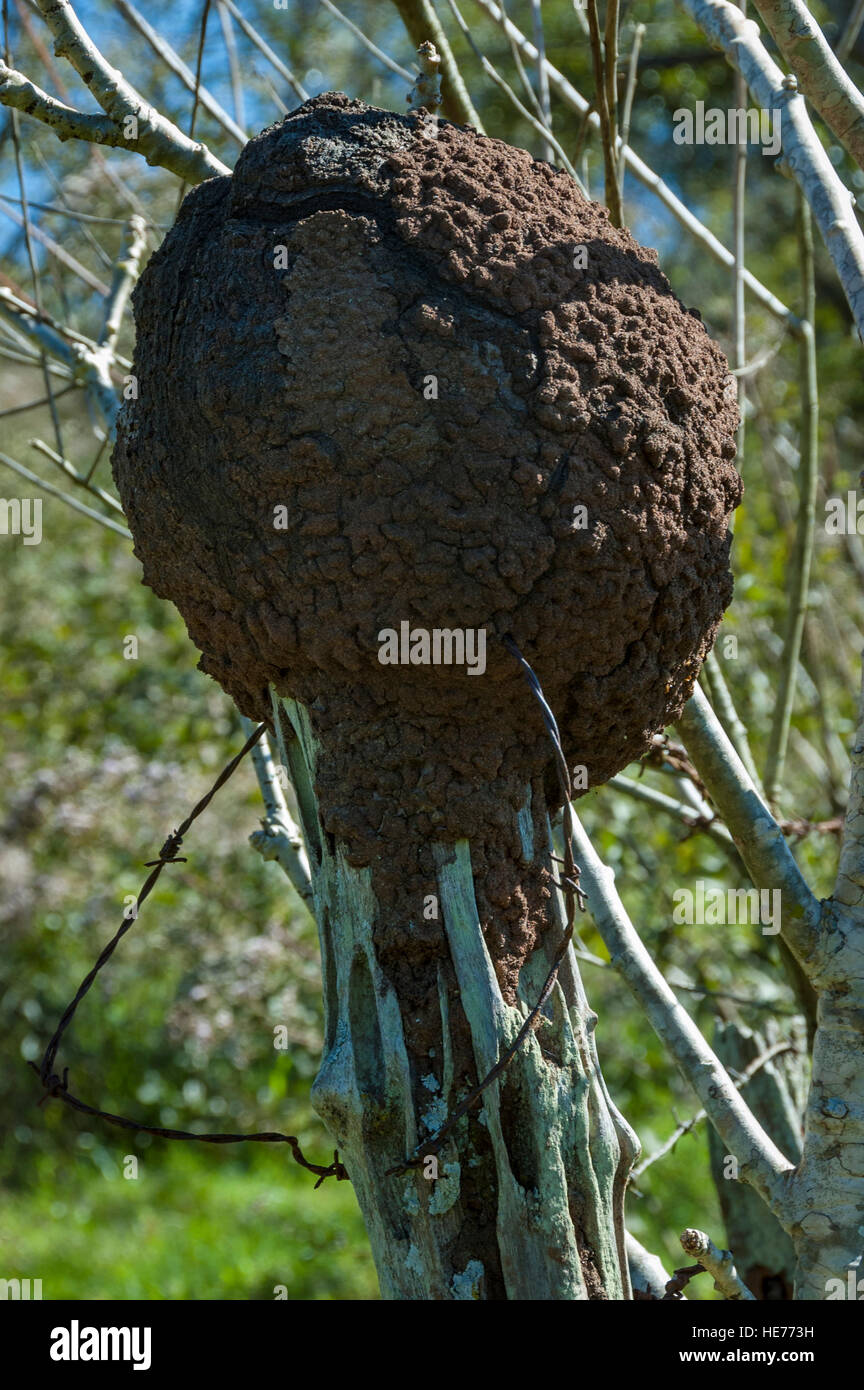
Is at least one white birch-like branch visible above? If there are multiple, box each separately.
[680,0,864,338]
[1,0,231,183]
[676,683,822,969]
[240,717,314,909]
[752,0,864,171]
[569,808,796,1214]
[626,1231,671,1300]
[0,286,118,428]
[112,0,248,147]
[680,1227,757,1300]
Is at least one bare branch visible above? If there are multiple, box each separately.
[391,0,484,129]
[570,806,796,1213]
[607,772,734,847]
[15,0,231,181]
[318,0,410,85]
[680,0,864,339]
[753,0,864,171]
[676,683,823,969]
[446,0,584,186]
[680,1228,757,1299]
[632,1041,794,1179]
[112,0,247,147]
[0,450,132,538]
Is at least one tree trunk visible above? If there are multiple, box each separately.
[271,690,638,1300]
[708,1019,803,1299]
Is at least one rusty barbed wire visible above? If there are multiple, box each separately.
[28,720,348,1189]
[387,634,587,1176]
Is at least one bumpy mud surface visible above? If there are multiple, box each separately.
[113,91,740,1029]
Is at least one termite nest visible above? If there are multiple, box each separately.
[113,94,740,1006]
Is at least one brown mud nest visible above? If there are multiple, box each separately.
[113,94,740,1006]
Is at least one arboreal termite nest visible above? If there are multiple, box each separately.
[113,94,740,1043]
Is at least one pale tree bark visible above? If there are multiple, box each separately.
[752,0,864,171]
[680,0,864,339]
[679,680,864,1300]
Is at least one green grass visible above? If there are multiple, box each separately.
[0,1148,379,1301]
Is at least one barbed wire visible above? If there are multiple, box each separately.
[28,719,348,1189]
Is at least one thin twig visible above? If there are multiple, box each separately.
[446,0,585,186]
[586,0,622,224]
[216,0,246,134]
[608,771,733,847]
[704,650,763,793]
[0,451,132,538]
[836,0,864,65]
[529,0,553,161]
[28,438,125,513]
[764,192,818,806]
[632,1041,794,1178]
[319,0,410,85]
[176,0,213,214]
[112,0,247,147]
[618,22,644,192]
